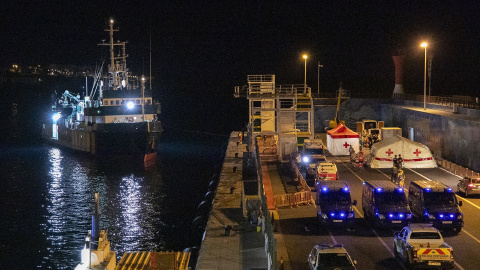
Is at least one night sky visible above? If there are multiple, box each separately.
[2,1,480,131]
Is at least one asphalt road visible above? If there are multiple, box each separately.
[279,156,480,270]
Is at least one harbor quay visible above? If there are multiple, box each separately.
[195,131,308,270]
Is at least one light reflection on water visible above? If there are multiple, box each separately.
[38,147,168,269]
[0,131,226,269]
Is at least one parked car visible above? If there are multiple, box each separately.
[457,177,480,197]
[308,244,357,270]
[393,224,454,269]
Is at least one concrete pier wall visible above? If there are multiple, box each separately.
[314,98,480,172]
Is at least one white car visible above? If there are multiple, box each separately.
[393,224,454,269]
[308,244,357,270]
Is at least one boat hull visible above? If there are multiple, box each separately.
[42,121,162,155]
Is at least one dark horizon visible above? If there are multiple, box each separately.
[3,1,480,106]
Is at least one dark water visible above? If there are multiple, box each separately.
[0,101,229,269]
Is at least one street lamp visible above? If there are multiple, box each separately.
[303,54,308,86]
[421,42,427,110]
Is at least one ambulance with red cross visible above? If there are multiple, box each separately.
[393,224,454,269]
[316,162,338,180]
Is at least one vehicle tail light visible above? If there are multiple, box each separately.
[450,249,453,259]
[413,249,418,259]
[468,184,474,187]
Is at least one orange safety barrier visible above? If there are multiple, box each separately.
[261,165,276,210]
[273,191,312,208]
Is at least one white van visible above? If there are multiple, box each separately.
[317,162,338,180]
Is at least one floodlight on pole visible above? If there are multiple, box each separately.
[421,42,427,110]
[317,61,323,96]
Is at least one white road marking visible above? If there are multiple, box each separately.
[406,168,477,270]
[455,262,466,270]
[336,157,407,269]
[462,229,480,245]
[327,228,338,245]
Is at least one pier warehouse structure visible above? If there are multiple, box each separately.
[235,75,314,159]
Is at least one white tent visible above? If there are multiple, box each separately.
[366,135,437,168]
[326,124,360,155]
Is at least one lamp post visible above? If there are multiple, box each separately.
[421,42,427,110]
[317,61,323,96]
[303,54,308,86]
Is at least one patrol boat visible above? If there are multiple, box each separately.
[42,19,162,162]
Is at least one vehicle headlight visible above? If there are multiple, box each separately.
[348,212,354,218]
[377,213,385,220]
[457,214,463,219]
[321,214,328,219]
[407,213,413,219]
[428,214,436,220]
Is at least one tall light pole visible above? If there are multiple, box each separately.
[421,42,427,110]
[317,61,323,96]
[303,54,308,86]
[428,53,433,102]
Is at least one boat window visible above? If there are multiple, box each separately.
[116,100,119,105]
[121,100,125,104]
[136,100,140,104]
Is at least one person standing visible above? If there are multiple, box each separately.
[397,154,404,168]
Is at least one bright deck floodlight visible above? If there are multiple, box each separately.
[127,101,135,109]
[52,113,61,121]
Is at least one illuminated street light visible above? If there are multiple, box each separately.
[303,54,308,86]
[421,42,427,110]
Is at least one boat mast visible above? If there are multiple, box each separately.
[109,19,116,89]
[142,76,145,121]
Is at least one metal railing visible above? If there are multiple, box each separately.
[234,84,311,98]
[394,93,480,109]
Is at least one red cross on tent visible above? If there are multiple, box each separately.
[343,142,350,148]
[385,149,393,156]
[413,149,421,157]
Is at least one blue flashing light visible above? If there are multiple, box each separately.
[449,214,455,219]
[388,213,394,218]
[340,212,345,217]
[397,188,404,192]
[343,187,349,192]
[330,213,335,217]
[362,182,366,185]
[322,187,328,192]
[447,188,453,192]
[439,214,444,218]
[425,188,432,192]
[399,214,404,219]
[376,188,383,192]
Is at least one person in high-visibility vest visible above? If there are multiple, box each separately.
[358,151,364,168]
